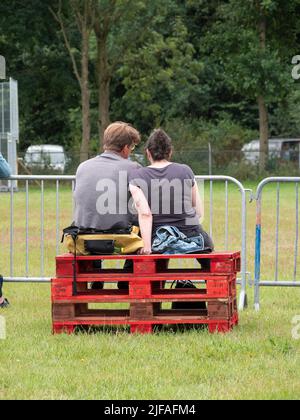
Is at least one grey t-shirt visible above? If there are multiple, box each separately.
[129,163,200,233]
[74,152,141,230]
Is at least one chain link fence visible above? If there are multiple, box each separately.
[16,147,300,179]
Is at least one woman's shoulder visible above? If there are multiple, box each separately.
[130,165,157,176]
[128,166,149,182]
[171,162,192,170]
[170,162,195,177]
[130,165,147,175]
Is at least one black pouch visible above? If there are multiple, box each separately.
[84,240,115,255]
[61,225,80,243]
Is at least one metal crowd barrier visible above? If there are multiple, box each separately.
[195,176,249,311]
[0,176,75,283]
[254,177,300,311]
[0,175,250,311]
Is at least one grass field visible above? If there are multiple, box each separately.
[0,181,300,400]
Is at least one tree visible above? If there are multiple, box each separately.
[51,0,95,162]
[115,4,203,133]
[51,0,158,148]
[2,0,300,164]
[92,0,156,143]
[204,0,300,171]
[0,0,79,151]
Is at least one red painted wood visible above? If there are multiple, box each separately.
[53,317,237,326]
[52,313,239,335]
[52,292,237,304]
[53,324,75,335]
[57,252,241,261]
[208,322,231,334]
[131,324,153,334]
[52,252,240,335]
[59,273,237,282]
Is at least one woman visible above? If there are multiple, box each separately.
[129,129,214,259]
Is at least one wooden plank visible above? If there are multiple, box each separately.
[56,253,241,277]
[52,303,76,321]
[53,295,232,304]
[130,303,154,320]
[52,312,239,335]
[56,271,236,281]
[57,252,241,261]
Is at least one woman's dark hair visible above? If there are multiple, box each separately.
[146,129,173,161]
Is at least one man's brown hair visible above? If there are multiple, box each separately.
[103,122,141,153]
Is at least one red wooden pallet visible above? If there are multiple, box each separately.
[52,252,240,335]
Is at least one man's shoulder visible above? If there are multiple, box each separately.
[128,163,144,177]
[75,159,90,175]
[76,155,142,175]
[125,160,142,170]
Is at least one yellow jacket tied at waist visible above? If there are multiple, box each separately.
[64,226,144,256]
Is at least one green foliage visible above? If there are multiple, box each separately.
[202,0,299,103]
[164,116,257,152]
[160,116,257,176]
[269,85,300,137]
[0,0,300,168]
[0,0,80,151]
[114,11,202,132]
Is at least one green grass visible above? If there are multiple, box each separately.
[0,181,300,400]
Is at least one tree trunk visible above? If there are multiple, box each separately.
[99,76,111,145]
[50,1,93,164]
[258,95,269,173]
[258,12,269,172]
[96,36,111,148]
[80,29,91,163]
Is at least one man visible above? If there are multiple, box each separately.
[74,121,142,289]
[74,121,141,231]
[0,153,11,308]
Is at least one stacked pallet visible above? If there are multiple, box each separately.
[52,252,240,335]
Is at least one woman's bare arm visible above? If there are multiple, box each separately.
[192,182,204,220]
[129,184,153,254]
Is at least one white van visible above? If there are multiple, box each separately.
[24,145,67,173]
[242,139,300,167]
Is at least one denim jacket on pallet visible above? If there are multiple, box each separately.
[152,226,206,255]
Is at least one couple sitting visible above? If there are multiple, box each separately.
[73,122,213,270]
